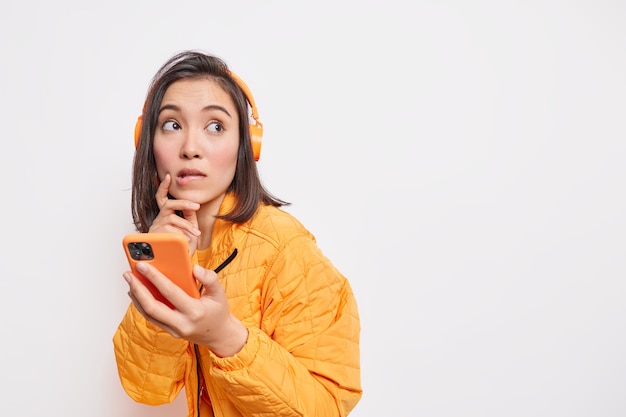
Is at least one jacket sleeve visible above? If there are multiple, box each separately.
[205,234,362,416]
[113,303,191,405]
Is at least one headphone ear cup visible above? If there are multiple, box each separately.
[134,115,143,149]
[249,123,263,161]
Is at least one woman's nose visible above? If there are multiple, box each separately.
[180,128,202,159]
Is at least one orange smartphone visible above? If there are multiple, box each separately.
[122,233,200,309]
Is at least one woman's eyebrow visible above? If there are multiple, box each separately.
[158,104,181,114]
[158,104,232,118]
[203,105,232,118]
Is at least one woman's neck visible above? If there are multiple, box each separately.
[195,194,226,250]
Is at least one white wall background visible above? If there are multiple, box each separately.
[0,1,624,416]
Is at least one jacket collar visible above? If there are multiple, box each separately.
[194,193,237,270]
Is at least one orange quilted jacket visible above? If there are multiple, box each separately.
[113,194,362,416]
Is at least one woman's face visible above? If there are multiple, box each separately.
[153,78,240,209]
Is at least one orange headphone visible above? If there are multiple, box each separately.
[133,71,263,161]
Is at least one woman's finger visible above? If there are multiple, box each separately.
[128,291,180,338]
[155,173,172,209]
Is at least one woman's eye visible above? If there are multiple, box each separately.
[163,121,180,131]
[207,121,224,133]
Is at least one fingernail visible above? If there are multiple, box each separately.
[123,273,131,283]
[136,262,147,272]
[193,228,201,236]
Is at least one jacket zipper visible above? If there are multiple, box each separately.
[193,343,204,416]
[193,248,238,416]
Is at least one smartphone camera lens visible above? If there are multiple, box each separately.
[128,242,154,260]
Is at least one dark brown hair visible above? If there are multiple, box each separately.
[131,50,287,232]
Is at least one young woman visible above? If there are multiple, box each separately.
[113,50,362,417]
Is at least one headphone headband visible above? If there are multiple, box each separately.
[229,71,259,122]
[134,70,263,161]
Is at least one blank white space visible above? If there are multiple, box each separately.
[0,1,624,416]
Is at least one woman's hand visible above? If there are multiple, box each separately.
[124,262,249,358]
[149,173,201,254]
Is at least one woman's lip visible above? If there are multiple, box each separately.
[177,169,205,177]
[176,170,206,186]
[176,174,205,186]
